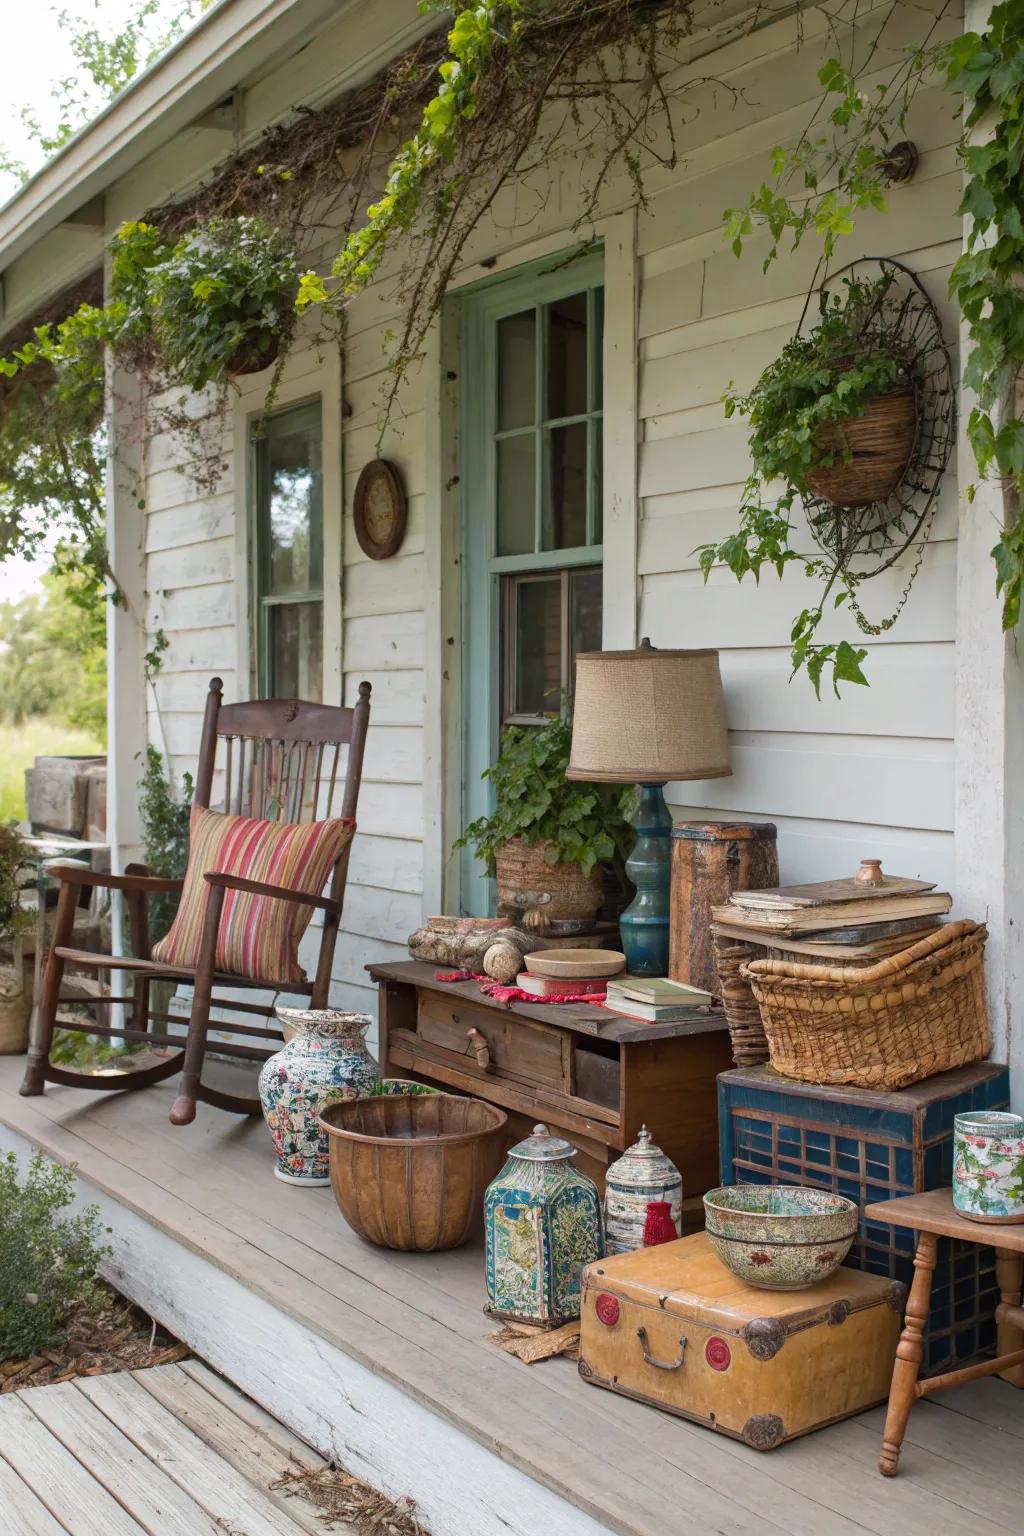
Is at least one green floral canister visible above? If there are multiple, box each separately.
[484,1123,604,1327]
[953,1111,1024,1223]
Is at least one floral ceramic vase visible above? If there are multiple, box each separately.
[258,1008,379,1185]
[603,1125,683,1254]
[953,1111,1024,1223]
[484,1123,604,1327]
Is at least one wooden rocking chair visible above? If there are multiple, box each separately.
[21,676,371,1126]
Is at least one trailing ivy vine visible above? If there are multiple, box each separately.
[2,0,1024,703]
[706,0,1024,690]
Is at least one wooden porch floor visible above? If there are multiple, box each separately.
[2,1056,1024,1536]
[0,1361,343,1536]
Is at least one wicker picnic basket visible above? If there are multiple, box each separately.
[740,921,991,1090]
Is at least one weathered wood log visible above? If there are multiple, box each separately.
[669,822,778,996]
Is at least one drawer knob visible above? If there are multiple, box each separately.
[466,1027,491,1071]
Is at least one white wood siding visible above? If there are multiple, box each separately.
[123,0,963,1028]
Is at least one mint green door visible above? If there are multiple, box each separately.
[458,249,605,912]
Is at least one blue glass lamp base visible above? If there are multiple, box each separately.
[618,782,672,977]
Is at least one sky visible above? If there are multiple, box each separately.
[0,2,146,603]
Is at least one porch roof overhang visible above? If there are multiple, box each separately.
[0,0,436,303]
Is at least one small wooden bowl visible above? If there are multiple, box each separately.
[524,947,626,980]
[319,1093,507,1251]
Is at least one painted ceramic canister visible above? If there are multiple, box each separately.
[484,1123,604,1327]
[953,1111,1024,1223]
[258,1008,379,1185]
[603,1125,683,1254]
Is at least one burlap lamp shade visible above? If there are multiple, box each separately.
[567,642,731,784]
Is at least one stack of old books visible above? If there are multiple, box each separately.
[601,976,716,1023]
[711,863,952,959]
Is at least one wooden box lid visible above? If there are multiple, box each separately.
[583,1232,900,1333]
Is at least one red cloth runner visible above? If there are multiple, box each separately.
[433,969,607,1007]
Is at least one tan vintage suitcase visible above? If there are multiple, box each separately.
[578,1232,904,1449]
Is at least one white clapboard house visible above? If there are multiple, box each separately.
[0,3,1021,1532]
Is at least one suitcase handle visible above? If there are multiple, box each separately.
[637,1326,687,1371]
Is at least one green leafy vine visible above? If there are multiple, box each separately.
[710,0,1024,688]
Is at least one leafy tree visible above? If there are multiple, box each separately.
[1,1,214,186]
[0,564,107,736]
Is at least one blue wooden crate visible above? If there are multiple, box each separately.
[717,1062,1011,1374]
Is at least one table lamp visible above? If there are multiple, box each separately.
[566,639,731,976]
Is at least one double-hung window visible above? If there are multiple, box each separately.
[252,400,323,700]
[460,251,604,897]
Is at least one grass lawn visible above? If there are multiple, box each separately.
[0,719,105,824]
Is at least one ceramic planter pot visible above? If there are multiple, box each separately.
[258,1008,379,1185]
[953,1111,1024,1223]
[494,839,603,934]
[319,1092,507,1250]
[703,1185,857,1290]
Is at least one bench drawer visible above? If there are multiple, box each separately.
[416,993,570,1091]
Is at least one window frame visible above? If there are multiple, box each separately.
[250,396,325,701]
[459,247,605,905]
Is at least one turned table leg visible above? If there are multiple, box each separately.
[879,1229,937,1476]
[996,1248,1024,1389]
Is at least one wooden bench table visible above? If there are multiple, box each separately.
[868,1188,1024,1477]
[367,960,733,1201]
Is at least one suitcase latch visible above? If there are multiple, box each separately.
[637,1326,687,1371]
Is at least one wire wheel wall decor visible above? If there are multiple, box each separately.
[799,256,955,636]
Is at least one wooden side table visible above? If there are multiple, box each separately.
[868,1189,1024,1477]
[367,960,733,1202]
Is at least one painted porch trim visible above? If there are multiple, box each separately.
[599,208,640,649]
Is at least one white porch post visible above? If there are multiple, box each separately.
[104,352,148,943]
[954,0,1024,1110]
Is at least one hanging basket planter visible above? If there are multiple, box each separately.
[805,385,918,507]
[226,333,282,380]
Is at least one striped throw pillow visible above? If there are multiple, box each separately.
[152,806,355,984]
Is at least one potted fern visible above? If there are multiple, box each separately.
[112,215,301,390]
[456,714,633,932]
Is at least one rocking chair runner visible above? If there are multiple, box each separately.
[20,676,371,1126]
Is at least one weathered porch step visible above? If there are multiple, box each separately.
[0,1362,330,1536]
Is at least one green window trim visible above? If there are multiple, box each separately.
[459,247,605,910]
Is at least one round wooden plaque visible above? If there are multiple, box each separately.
[353,458,407,560]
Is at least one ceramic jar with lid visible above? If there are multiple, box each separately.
[953,1111,1024,1223]
[603,1126,683,1254]
[484,1123,604,1326]
[258,1008,379,1185]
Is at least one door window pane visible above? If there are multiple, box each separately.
[548,292,588,419]
[503,566,601,721]
[546,421,588,549]
[591,418,603,544]
[498,310,536,430]
[497,434,536,555]
[513,578,562,716]
[268,602,323,701]
[571,568,603,669]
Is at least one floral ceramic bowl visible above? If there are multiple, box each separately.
[703,1185,858,1291]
